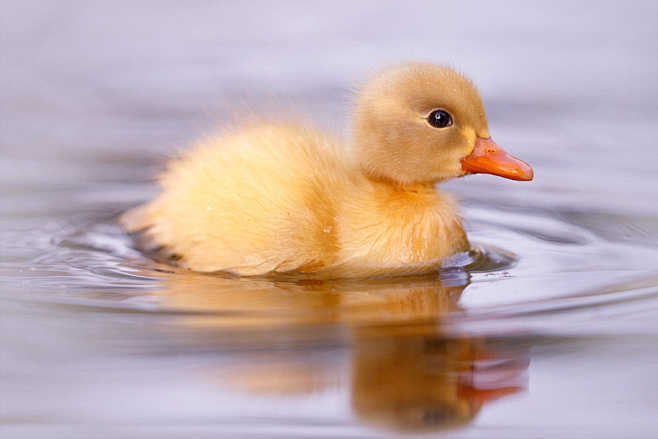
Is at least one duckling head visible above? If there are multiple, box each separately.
[353,63,533,185]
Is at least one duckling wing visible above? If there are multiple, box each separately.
[121,123,350,275]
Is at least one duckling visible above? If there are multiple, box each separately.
[121,63,532,278]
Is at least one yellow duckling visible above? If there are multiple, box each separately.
[121,63,533,278]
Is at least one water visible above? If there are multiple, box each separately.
[2,1,658,438]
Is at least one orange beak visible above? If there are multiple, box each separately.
[461,137,533,181]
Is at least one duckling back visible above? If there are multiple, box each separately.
[121,123,352,275]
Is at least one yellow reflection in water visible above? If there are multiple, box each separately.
[150,271,526,433]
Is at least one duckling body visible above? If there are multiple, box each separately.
[123,123,467,277]
[122,64,532,278]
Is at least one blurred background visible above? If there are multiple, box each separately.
[2,1,658,438]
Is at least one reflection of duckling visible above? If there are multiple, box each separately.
[149,272,525,433]
[151,271,463,328]
[122,63,532,278]
[351,336,524,434]
[148,271,466,392]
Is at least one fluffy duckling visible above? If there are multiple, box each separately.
[121,63,532,278]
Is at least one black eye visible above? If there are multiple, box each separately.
[427,109,453,128]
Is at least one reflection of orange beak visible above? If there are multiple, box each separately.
[459,385,522,409]
[461,137,533,181]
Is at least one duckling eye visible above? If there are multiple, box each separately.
[427,109,453,128]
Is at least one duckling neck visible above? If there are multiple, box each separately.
[361,176,457,220]
[359,173,436,194]
[332,174,468,276]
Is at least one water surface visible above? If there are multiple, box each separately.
[2,2,658,438]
